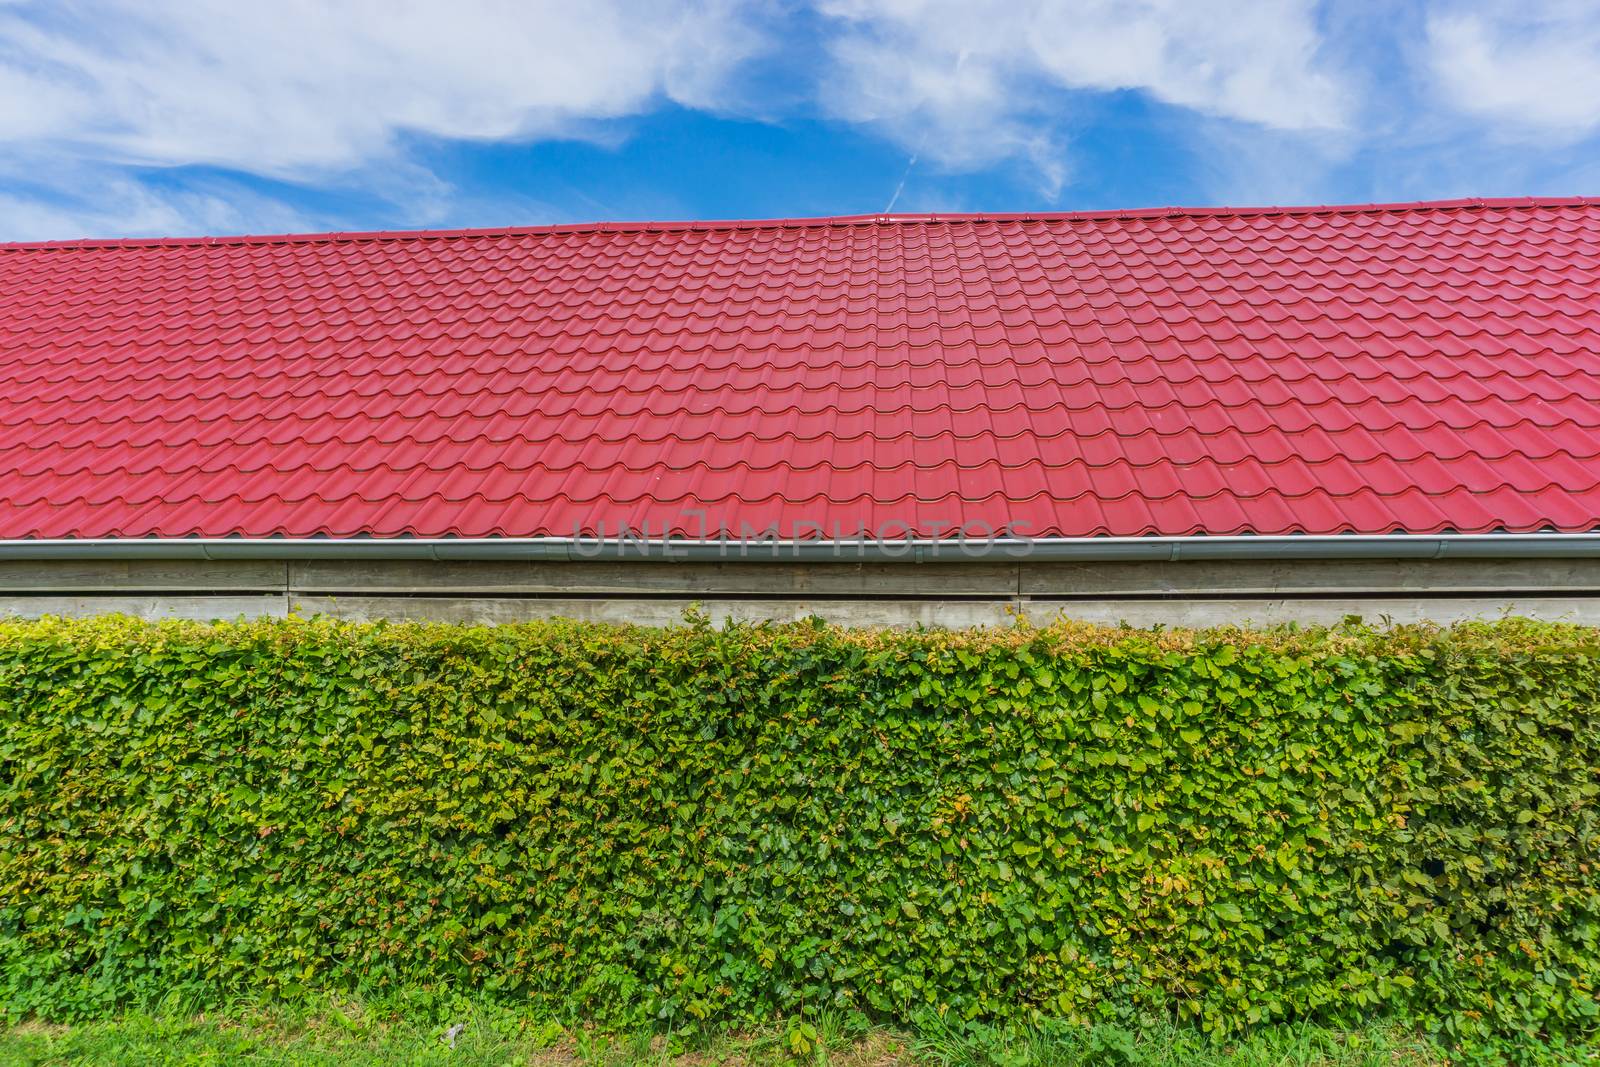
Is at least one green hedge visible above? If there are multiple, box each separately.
[1,615,1597,1041]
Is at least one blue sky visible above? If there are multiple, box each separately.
[0,0,1597,240]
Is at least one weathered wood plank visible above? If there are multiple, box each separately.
[1021,558,1600,596]
[290,595,1022,629]
[0,559,288,592]
[288,559,1020,596]
[0,595,288,621]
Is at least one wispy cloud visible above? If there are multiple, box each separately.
[0,0,767,173]
[0,0,770,237]
[1426,1,1600,138]
[0,171,315,243]
[815,0,1349,195]
[0,1,1597,240]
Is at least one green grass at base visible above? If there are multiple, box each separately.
[3,1002,1587,1067]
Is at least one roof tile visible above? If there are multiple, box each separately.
[3,198,1600,539]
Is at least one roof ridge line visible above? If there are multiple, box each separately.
[3,196,1598,252]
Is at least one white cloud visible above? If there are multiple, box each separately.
[1427,1,1600,137]
[0,0,769,238]
[816,0,1348,191]
[5,0,1595,241]
[0,174,315,242]
[0,0,766,177]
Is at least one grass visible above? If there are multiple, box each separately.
[1,1001,1556,1067]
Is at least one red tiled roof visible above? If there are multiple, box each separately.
[3,197,1600,541]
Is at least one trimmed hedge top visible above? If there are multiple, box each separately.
[0,614,1597,1042]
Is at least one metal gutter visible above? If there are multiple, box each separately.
[3,534,1600,562]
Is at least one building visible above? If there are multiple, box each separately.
[3,198,1599,627]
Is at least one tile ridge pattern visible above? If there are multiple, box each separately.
[3,196,1597,253]
[2,199,1599,539]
